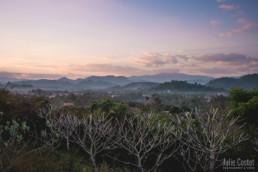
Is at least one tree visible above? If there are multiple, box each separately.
[110,113,180,172]
[172,108,247,172]
[0,111,57,171]
[230,88,258,138]
[86,99,131,119]
[208,94,229,110]
[41,108,117,171]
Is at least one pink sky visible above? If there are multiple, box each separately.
[0,0,258,79]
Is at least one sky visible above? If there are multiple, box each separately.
[0,0,258,79]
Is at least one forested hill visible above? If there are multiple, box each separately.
[152,80,224,92]
[207,74,258,90]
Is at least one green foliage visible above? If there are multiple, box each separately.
[230,88,258,136]
[208,94,229,109]
[0,118,30,150]
[228,88,258,161]
[154,80,224,92]
[0,88,256,171]
[86,99,131,119]
[10,149,133,172]
[0,88,49,125]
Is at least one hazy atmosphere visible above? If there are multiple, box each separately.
[1,0,258,79]
[0,1,257,171]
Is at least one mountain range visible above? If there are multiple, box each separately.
[1,73,257,91]
[207,74,258,90]
[128,73,213,84]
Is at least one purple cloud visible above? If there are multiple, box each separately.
[224,23,258,37]
[133,52,178,67]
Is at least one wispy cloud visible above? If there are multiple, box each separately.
[0,71,63,80]
[224,23,258,36]
[69,64,147,76]
[237,18,248,24]
[216,0,226,3]
[219,4,239,10]
[198,67,233,75]
[232,23,258,33]
[190,53,257,63]
[185,53,258,76]
[100,56,117,61]
[210,20,223,26]
[219,33,225,37]
[133,52,178,67]
[2,52,257,79]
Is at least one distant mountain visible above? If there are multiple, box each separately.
[12,75,131,90]
[57,77,74,83]
[74,80,115,90]
[152,80,224,92]
[0,72,62,83]
[6,82,33,89]
[0,76,21,83]
[14,79,74,89]
[129,73,214,84]
[85,75,130,85]
[74,75,131,90]
[9,73,257,91]
[207,74,258,90]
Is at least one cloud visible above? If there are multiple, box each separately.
[0,71,63,80]
[186,53,258,76]
[68,63,181,77]
[219,33,225,37]
[227,32,233,37]
[216,0,226,2]
[237,18,248,24]
[2,52,257,79]
[232,23,258,33]
[134,53,258,76]
[176,55,188,61]
[190,53,258,71]
[221,23,258,37]
[219,4,239,10]
[210,20,223,26]
[0,72,24,79]
[198,67,233,75]
[69,64,147,76]
[191,53,256,63]
[225,23,258,36]
[133,52,178,67]
[100,56,117,61]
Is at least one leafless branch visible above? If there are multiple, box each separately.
[172,108,247,172]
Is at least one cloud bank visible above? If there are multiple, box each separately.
[133,52,178,67]
[219,4,239,10]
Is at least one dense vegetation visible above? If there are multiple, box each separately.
[0,88,257,171]
[207,73,258,90]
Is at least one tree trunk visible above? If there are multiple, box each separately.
[66,138,70,151]
[90,154,97,172]
[137,154,144,172]
[209,151,215,172]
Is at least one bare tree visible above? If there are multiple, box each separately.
[39,107,75,151]
[109,113,180,172]
[40,107,117,171]
[172,108,247,172]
